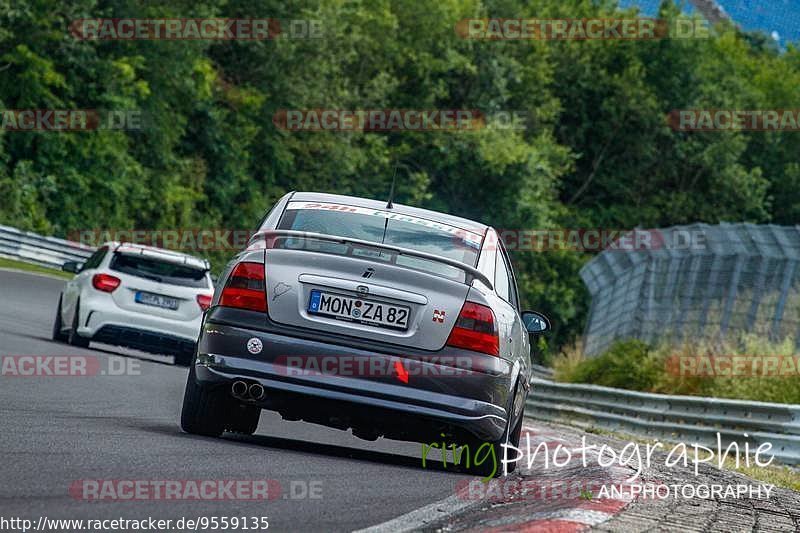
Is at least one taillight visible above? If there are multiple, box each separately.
[196,294,212,312]
[446,302,499,356]
[92,273,121,293]
[219,262,267,312]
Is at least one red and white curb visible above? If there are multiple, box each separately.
[355,422,636,532]
[492,424,634,531]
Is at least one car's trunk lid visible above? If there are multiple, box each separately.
[264,245,472,351]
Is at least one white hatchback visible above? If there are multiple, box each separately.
[52,242,214,365]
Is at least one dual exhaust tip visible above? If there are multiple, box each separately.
[232,380,265,401]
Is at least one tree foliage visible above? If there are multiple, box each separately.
[1,0,798,349]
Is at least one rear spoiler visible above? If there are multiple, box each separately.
[114,243,210,270]
[249,230,493,290]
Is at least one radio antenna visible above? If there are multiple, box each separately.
[386,166,398,209]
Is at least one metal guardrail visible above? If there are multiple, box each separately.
[531,364,554,380]
[526,378,800,465]
[0,225,94,269]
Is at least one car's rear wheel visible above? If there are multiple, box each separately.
[67,300,91,348]
[51,296,68,343]
[181,365,232,437]
[504,401,525,473]
[174,350,193,367]
[466,380,525,478]
[181,372,261,436]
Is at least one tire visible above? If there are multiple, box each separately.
[225,403,261,435]
[180,364,229,437]
[174,350,193,367]
[51,295,68,343]
[67,300,91,348]
[466,381,525,478]
[504,403,525,474]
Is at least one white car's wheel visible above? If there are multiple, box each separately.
[67,300,91,348]
[51,295,68,343]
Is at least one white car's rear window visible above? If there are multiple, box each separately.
[110,253,209,288]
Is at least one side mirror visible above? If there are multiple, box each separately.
[62,261,82,274]
[522,311,551,334]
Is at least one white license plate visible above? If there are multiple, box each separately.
[135,291,179,310]
[308,290,409,330]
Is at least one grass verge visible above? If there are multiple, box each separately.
[0,256,73,280]
[553,337,800,404]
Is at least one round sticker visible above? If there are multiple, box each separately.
[247,338,263,355]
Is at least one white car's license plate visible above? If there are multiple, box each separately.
[307,290,409,330]
[135,291,179,310]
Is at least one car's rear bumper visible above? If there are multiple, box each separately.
[92,325,196,358]
[194,307,521,443]
[76,296,201,347]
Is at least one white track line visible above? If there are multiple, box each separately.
[352,492,477,533]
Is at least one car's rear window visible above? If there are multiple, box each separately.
[276,202,482,269]
[110,253,209,288]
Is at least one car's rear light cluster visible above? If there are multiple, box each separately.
[196,294,212,312]
[219,262,267,312]
[92,273,121,293]
[446,301,500,356]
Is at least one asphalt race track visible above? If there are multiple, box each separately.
[0,269,465,531]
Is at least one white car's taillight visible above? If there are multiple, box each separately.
[92,273,121,293]
[196,294,212,311]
